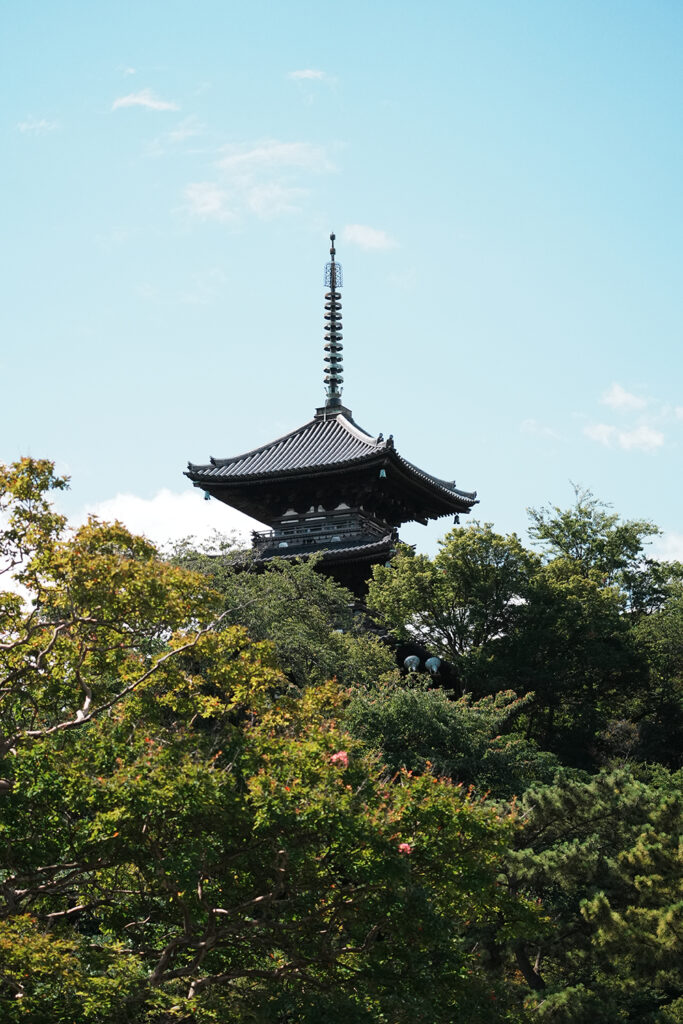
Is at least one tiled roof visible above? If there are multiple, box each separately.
[188,414,383,479]
[187,412,477,508]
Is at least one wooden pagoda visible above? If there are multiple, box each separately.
[185,234,478,593]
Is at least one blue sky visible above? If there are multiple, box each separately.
[2,1,682,556]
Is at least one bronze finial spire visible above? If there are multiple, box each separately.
[323,232,343,409]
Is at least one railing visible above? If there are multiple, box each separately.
[251,513,387,555]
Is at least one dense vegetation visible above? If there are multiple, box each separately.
[1,459,681,1022]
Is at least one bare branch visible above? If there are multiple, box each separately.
[7,610,228,753]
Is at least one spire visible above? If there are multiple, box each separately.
[323,232,343,409]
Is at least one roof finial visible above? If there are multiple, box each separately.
[323,232,343,408]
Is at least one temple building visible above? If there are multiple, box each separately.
[185,234,478,594]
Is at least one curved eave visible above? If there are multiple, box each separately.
[187,448,477,517]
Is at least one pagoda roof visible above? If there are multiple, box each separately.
[186,410,477,511]
[190,412,382,479]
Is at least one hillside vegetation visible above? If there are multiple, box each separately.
[1,459,681,1023]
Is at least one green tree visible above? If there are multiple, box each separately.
[505,560,646,762]
[582,771,683,1023]
[0,459,535,1023]
[518,490,681,762]
[0,460,223,775]
[500,768,683,1023]
[367,524,538,693]
[172,538,395,690]
[367,496,671,767]
[527,486,683,617]
[527,486,659,584]
[345,674,563,798]
[631,586,683,766]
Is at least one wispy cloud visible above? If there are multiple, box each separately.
[584,422,664,452]
[145,117,206,158]
[288,69,326,80]
[601,382,647,411]
[184,138,335,225]
[584,423,617,447]
[343,224,398,251]
[184,182,233,223]
[618,425,665,451]
[17,117,59,135]
[168,116,204,143]
[217,140,333,175]
[112,89,179,112]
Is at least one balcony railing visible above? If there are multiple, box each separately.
[251,512,387,555]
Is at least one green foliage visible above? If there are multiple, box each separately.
[632,587,683,766]
[503,768,683,1022]
[527,485,659,584]
[172,540,396,690]
[0,459,534,1022]
[367,524,538,692]
[346,675,563,797]
[506,560,647,763]
[3,460,681,1022]
[1,666,530,1022]
[367,492,681,767]
[0,915,146,1023]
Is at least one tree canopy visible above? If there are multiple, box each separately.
[1,460,681,1022]
[0,459,536,1022]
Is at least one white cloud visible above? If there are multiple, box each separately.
[2,491,256,604]
[584,422,664,452]
[168,117,204,143]
[675,406,683,420]
[112,89,179,112]
[288,69,326,80]
[217,140,333,175]
[17,117,59,135]
[184,139,335,225]
[618,424,665,451]
[342,224,397,251]
[184,182,233,222]
[79,489,264,549]
[584,423,617,446]
[652,532,683,563]
[601,382,647,411]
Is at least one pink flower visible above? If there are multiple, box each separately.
[330,750,349,768]
[398,842,412,855]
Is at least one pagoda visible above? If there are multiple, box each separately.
[185,234,478,593]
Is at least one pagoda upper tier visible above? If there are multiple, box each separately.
[186,405,478,527]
